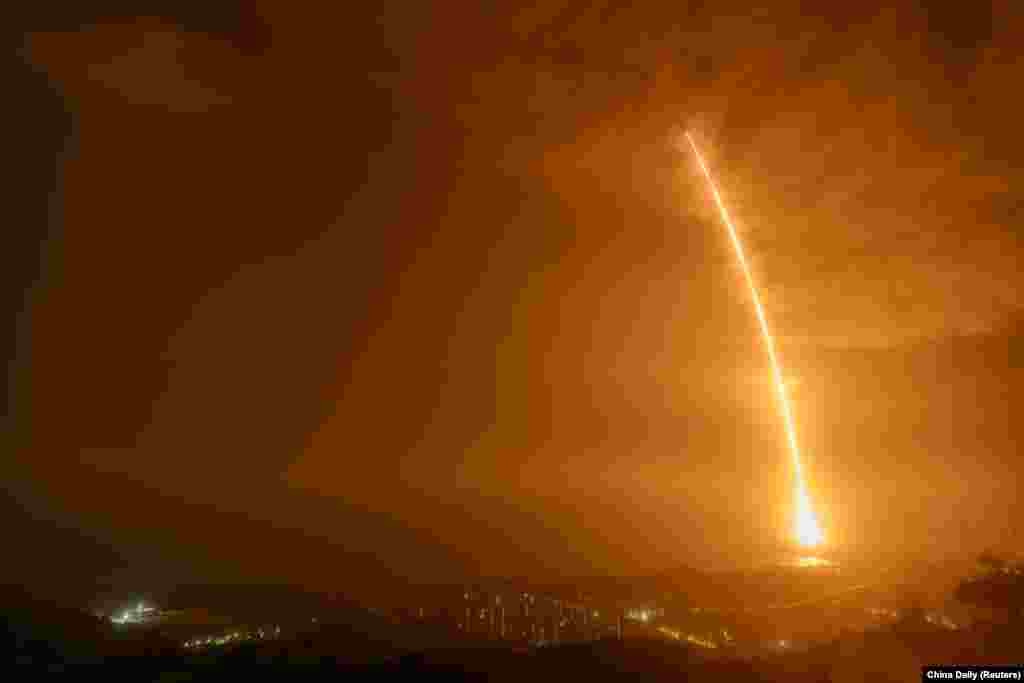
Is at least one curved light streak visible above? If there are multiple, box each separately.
[683,131,824,548]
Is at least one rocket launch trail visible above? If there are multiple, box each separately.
[683,131,824,548]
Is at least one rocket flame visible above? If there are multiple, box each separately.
[683,131,824,549]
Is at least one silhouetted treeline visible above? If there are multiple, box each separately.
[955,554,1024,619]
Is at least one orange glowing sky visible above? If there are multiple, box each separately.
[9,4,1024,594]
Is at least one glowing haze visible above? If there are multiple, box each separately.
[683,131,825,549]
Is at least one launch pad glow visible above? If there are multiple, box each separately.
[683,131,824,549]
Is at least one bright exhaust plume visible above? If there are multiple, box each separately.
[683,131,824,549]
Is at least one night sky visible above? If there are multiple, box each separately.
[5,2,1023,601]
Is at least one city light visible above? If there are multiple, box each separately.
[657,626,718,649]
[626,608,650,622]
[110,601,157,625]
[184,627,280,650]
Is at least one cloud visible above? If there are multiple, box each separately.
[678,35,1024,349]
[30,21,232,112]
